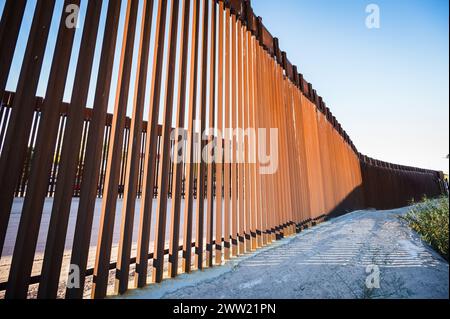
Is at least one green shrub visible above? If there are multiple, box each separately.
[402,196,449,261]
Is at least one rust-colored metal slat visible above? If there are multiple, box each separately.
[182,0,201,274]
[135,0,169,288]
[115,0,154,295]
[223,6,232,260]
[91,0,139,299]
[153,0,180,284]
[168,0,191,279]
[195,0,211,271]
[0,0,56,260]
[215,0,224,266]
[0,0,27,95]
[65,0,122,299]
[38,0,103,299]
[6,0,79,299]
[205,0,217,269]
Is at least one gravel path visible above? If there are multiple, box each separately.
[122,207,449,299]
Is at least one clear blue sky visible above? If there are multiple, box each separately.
[1,0,448,173]
[251,0,449,174]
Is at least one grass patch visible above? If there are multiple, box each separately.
[402,196,449,261]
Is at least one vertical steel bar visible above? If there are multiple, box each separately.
[195,0,210,270]
[91,0,139,299]
[222,6,231,260]
[214,0,224,266]
[168,0,191,278]
[0,0,27,95]
[236,19,245,254]
[230,13,238,257]
[0,0,55,259]
[60,0,122,298]
[182,0,200,274]
[242,24,251,251]
[247,31,257,250]
[37,0,103,298]
[115,0,154,294]
[206,1,216,267]
[254,43,265,245]
[6,1,78,299]
[152,0,180,284]
[134,0,169,288]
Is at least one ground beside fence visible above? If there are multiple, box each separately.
[122,206,449,299]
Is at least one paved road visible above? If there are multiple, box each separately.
[123,207,449,299]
